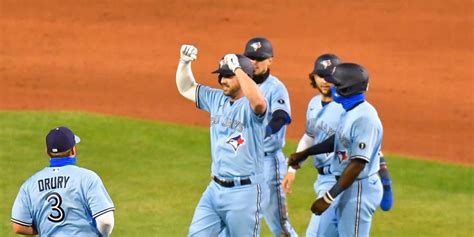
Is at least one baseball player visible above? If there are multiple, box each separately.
[283,54,344,237]
[288,63,384,237]
[176,45,267,236]
[11,126,115,237]
[240,37,297,237]
[283,55,394,236]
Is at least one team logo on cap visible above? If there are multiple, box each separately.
[337,150,348,163]
[218,59,225,67]
[226,133,246,152]
[320,60,332,69]
[250,42,262,51]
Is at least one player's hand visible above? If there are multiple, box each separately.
[282,172,296,194]
[180,45,198,63]
[223,54,241,72]
[288,151,308,169]
[311,197,330,215]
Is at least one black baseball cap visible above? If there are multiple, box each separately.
[212,54,254,78]
[310,54,341,78]
[46,126,81,153]
[243,37,273,60]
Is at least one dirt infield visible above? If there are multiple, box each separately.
[1,0,472,164]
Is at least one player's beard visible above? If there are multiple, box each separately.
[317,85,332,97]
[222,83,240,97]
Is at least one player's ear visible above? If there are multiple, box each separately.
[71,146,77,156]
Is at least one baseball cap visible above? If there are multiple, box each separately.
[310,54,341,78]
[243,37,273,60]
[212,54,254,78]
[46,126,81,153]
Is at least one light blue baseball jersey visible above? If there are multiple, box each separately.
[258,74,291,153]
[305,95,345,168]
[196,84,267,178]
[304,96,344,237]
[257,75,297,236]
[330,101,383,178]
[11,164,114,236]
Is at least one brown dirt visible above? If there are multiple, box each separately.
[1,0,472,165]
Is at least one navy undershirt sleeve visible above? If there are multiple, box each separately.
[265,109,291,137]
[306,134,335,155]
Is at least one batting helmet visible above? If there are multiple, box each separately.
[212,54,254,83]
[310,54,341,78]
[243,37,273,60]
[325,63,369,97]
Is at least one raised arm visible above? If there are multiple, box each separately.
[224,54,267,115]
[176,45,198,102]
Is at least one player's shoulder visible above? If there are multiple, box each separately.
[327,101,345,113]
[72,166,102,179]
[197,84,224,95]
[265,74,288,90]
[305,95,323,114]
[21,167,50,188]
[197,84,226,101]
[357,101,379,116]
[308,95,322,106]
[352,102,382,124]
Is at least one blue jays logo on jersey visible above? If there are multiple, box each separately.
[226,133,246,152]
[337,150,348,163]
[250,42,262,51]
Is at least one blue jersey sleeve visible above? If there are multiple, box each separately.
[86,174,115,219]
[305,109,314,137]
[269,84,291,116]
[305,97,320,137]
[246,98,268,125]
[11,183,33,226]
[195,84,224,113]
[349,117,382,162]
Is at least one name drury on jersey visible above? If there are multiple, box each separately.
[38,176,70,192]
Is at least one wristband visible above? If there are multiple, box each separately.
[288,166,297,173]
[317,167,325,175]
[323,192,334,204]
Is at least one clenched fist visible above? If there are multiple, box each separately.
[288,151,309,169]
[180,45,198,63]
[311,197,331,215]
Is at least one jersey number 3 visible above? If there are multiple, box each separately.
[46,192,65,222]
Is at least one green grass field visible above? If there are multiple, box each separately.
[0,112,472,236]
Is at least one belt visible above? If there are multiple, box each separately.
[264,151,276,156]
[213,176,252,188]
